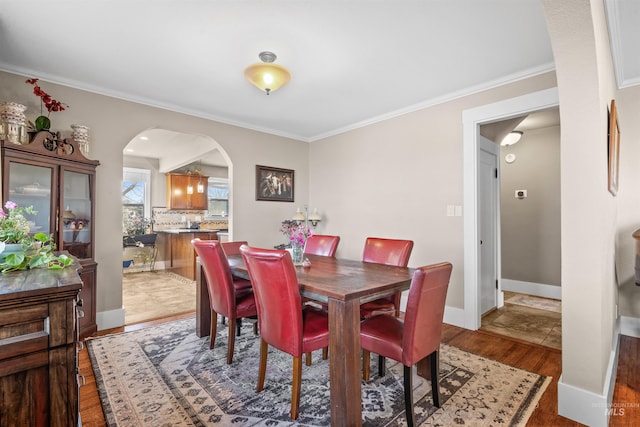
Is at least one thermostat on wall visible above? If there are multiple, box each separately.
[505,153,516,164]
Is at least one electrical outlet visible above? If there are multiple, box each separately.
[515,190,527,199]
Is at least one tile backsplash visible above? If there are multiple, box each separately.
[152,207,228,231]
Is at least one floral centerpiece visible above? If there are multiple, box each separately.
[0,201,73,272]
[25,78,68,132]
[279,219,312,264]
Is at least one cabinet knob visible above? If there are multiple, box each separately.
[77,298,84,307]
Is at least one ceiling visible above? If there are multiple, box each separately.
[0,1,637,166]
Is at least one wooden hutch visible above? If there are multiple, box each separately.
[1,131,99,339]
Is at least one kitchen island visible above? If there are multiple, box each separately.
[156,229,224,280]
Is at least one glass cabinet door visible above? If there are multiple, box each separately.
[5,162,54,236]
[61,169,93,259]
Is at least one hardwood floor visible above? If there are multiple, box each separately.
[79,314,640,426]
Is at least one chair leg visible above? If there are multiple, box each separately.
[257,339,268,392]
[209,310,218,350]
[403,365,415,427]
[253,321,258,335]
[236,318,242,336]
[378,355,386,377]
[322,347,328,360]
[226,317,237,364]
[291,356,302,420]
[430,350,441,408]
[305,352,312,366]
[362,350,371,381]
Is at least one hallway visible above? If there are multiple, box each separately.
[481,291,561,350]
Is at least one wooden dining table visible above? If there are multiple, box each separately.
[195,253,414,426]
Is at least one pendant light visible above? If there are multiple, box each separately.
[244,51,291,95]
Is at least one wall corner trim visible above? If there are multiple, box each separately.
[96,307,126,331]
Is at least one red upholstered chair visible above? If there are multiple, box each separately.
[220,241,254,334]
[361,262,452,427]
[360,237,414,318]
[192,239,258,364]
[303,234,340,257]
[240,245,329,420]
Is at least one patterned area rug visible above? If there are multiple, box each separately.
[504,291,562,313]
[87,317,550,426]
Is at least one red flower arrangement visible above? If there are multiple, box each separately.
[25,78,68,131]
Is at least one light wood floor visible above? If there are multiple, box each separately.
[78,313,640,426]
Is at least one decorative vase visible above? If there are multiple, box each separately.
[0,102,28,145]
[35,115,51,132]
[71,124,90,156]
[291,244,304,265]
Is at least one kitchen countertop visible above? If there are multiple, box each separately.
[155,229,227,234]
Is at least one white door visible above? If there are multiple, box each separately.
[479,136,499,315]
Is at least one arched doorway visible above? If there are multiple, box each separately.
[121,129,232,324]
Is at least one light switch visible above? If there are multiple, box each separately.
[446,205,455,217]
[455,205,463,216]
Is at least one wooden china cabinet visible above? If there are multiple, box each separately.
[1,131,99,339]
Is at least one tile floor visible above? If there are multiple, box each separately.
[481,291,562,350]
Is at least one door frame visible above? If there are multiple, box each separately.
[462,87,559,330]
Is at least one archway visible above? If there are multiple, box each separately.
[121,129,233,324]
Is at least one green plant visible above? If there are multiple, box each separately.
[123,212,154,236]
[0,201,36,244]
[0,232,73,273]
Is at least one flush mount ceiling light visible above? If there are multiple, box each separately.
[244,51,291,95]
[501,130,523,146]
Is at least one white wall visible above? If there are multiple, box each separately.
[500,125,561,286]
[309,72,558,310]
[0,70,309,328]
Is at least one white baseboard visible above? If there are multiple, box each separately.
[620,315,640,338]
[501,279,561,300]
[443,305,466,328]
[96,307,125,331]
[557,322,621,427]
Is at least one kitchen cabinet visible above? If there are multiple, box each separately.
[0,262,83,426]
[158,230,218,280]
[166,173,208,210]
[1,131,99,339]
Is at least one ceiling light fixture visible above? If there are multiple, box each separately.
[244,51,291,95]
[501,130,523,146]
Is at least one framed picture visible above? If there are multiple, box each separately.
[608,99,620,196]
[256,165,294,202]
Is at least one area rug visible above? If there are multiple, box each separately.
[122,271,196,324]
[504,291,562,313]
[87,317,550,426]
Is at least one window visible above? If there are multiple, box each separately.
[208,177,229,216]
[122,168,151,224]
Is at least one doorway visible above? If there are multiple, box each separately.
[462,87,559,331]
[121,129,231,325]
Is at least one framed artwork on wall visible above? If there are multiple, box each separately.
[608,99,620,196]
[256,165,294,202]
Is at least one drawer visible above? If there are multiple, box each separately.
[0,303,50,361]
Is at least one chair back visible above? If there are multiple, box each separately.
[402,262,452,366]
[192,239,237,318]
[304,235,340,257]
[362,237,413,267]
[221,240,248,256]
[240,245,304,357]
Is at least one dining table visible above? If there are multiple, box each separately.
[195,252,414,426]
